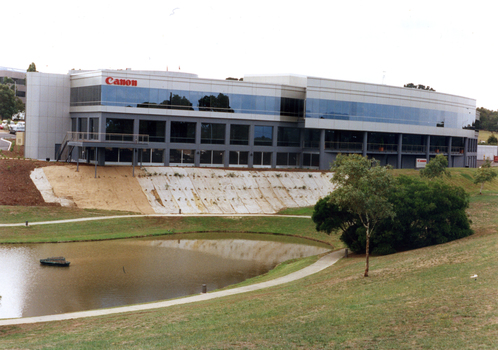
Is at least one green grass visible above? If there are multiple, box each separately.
[277,206,314,216]
[1,170,498,348]
[218,254,321,290]
[0,214,340,247]
[478,129,494,143]
[1,200,497,348]
[0,206,137,224]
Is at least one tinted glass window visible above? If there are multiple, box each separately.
[230,124,250,145]
[201,123,225,144]
[171,122,196,143]
[139,120,166,142]
[106,118,133,134]
[277,127,300,147]
[254,126,273,146]
[306,97,476,130]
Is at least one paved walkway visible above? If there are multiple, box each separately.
[0,249,345,326]
[0,214,311,227]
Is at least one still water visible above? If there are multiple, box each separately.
[0,233,330,319]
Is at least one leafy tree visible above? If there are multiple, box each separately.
[474,160,497,194]
[378,176,472,251]
[314,175,473,257]
[420,154,450,180]
[477,107,498,132]
[329,154,395,277]
[198,93,234,112]
[487,134,498,145]
[312,195,357,234]
[0,84,17,119]
[27,62,37,72]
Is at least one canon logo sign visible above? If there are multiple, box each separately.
[105,77,138,86]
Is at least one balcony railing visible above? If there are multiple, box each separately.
[66,132,149,144]
[402,144,426,153]
[429,146,447,154]
[325,141,363,151]
[366,143,398,152]
[320,142,464,155]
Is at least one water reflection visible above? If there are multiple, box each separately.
[0,233,330,319]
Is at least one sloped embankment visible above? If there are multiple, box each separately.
[35,165,335,214]
[137,167,335,214]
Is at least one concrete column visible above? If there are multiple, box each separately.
[272,126,278,168]
[194,122,201,167]
[98,147,106,166]
[447,136,453,167]
[464,137,469,167]
[426,135,431,161]
[362,131,368,157]
[319,129,326,169]
[164,120,170,166]
[248,125,255,168]
[224,124,230,167]
[397,133,403,169]
[299,129,305,168]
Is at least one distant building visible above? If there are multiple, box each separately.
[0,67,27,105]
[25,69,478,169]
[477,145,498,166]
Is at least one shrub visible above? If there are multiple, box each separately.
[313,175,473,255]
[487,134,498,145]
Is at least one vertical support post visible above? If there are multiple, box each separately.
[319,129,325,170]
[76,146,80,172]
[447,136,453,167]
[95,147,98,178]
[132,149,136,177]
[362,131,368,157]
[426,135,431,161]
[464,137,469,167]
[397,133,403,169]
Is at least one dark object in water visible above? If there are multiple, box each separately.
[40,257,70,267]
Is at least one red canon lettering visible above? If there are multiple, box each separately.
[105,77,138,86]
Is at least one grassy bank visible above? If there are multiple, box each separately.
[0,215,338,246]
[1,194,497,349]
[1,168,498,348]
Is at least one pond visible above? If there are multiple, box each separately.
[0,233,330,319]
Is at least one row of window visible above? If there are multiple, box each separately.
[103,118,302,147]
[70,85,477,131]
[97,148,318,167]
[306,98,477,130]
[76,117,470,150]
[70,85,304,117]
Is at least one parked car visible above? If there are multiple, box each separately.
[1,120,9,130]
[10,123,25,134]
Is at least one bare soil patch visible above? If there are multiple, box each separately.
[42,164,155,214]
[0,158,59,206]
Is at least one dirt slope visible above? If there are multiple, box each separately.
[42,165,155,214]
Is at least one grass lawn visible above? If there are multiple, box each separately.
[1,169,498,349]
[478,129,496,144]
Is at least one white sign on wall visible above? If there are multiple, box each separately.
[416,158,427,168]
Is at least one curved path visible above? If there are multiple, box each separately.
[0,213,311,227]
[0,249,345,326]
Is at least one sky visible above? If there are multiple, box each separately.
[3,0,497,109]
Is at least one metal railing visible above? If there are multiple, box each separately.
[320,142,461,155]
[325,141,363,151]
[429,146,448,154]
[366,143,398,152]
[451,146,465,154]
[66,132,149,144]
[402,144,426,153]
